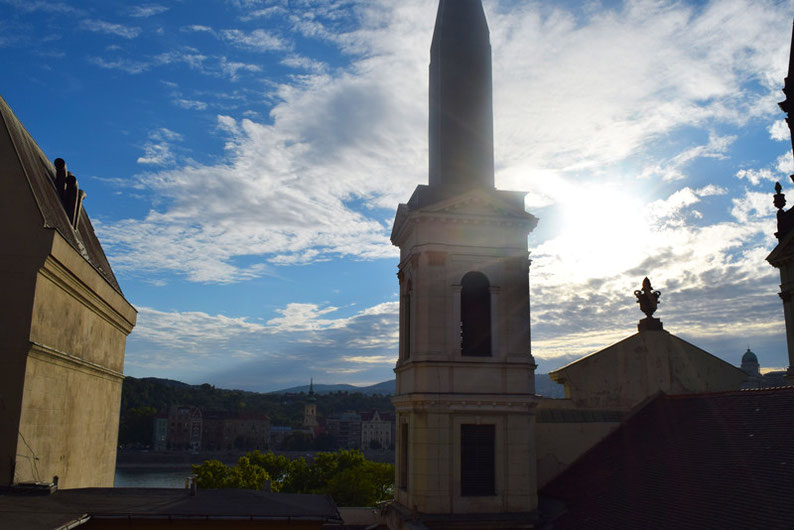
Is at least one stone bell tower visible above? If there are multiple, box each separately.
[387,0,539,526]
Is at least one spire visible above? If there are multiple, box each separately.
[429,0,494,192]
[309,378,314,395]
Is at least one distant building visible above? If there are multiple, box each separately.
[0,95,137,488]
[162,407,270,452]
[360,410,394,449]
[303,379,318,429]
[740,347,761,376]
[153,413,168,452]
[326,412,362,449]
[168,406,203,451]
[203,411,270,451]
[269,426,293,449]
[739,348,791,389]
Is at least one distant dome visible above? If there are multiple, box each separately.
[742,348,758,364]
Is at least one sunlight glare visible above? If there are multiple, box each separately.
[553,183,652,282]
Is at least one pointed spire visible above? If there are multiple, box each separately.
[429,0,494,192]
[309,378,314,396]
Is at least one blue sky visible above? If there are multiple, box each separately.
[2,0,793,391]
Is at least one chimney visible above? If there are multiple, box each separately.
[53,158,85,230]
[54,158,67,201]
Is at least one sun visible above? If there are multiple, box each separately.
[549,183,652,282]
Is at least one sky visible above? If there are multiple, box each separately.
[2,0,793,392]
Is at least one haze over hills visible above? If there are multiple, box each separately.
[129,374,565,398]
[271,375,565,398]
[271,380,396,395]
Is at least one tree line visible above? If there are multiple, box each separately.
[193,449,394,507]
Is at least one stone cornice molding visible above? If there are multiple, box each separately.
[28,341,124,382]
[392,209,537,247]
[395,358,534,372]
[39,256,136,335]
[392,392,538,413]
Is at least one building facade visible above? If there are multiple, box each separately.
[0,95,137,488]
[360,411,394,450]
[327,412,363,449]
[388,1,539,524]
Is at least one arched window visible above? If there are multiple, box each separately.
[460,271,491,356]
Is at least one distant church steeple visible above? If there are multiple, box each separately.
[303,378,318,428]
[428,0,494,191]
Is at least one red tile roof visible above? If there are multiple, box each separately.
[540,387,794,529]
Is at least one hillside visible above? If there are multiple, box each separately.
[273,380,396,395]
[118,376,394,447]
[273,375,563,398]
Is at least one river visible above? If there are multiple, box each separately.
[114,467,195,488]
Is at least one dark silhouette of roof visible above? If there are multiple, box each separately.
[0,487,342,529]
[0,94,122,293]
[540,387,794,529]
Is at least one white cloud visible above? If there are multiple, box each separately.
[770,119,789,141]
[173,98,208,110]
[638,133,737,181]
[221,28,290,52]
[101,0,794,296]
[776,151,794,174]
[219,57,262,80]
[80,19,141,39]
[182,25,216,35]
[136,128,183,166]
[129,4,168,18]
[281,54,327,73]
[88,56,151,74]
[1,0,82,14]
[240,6,286,22]
[124,301,399,388]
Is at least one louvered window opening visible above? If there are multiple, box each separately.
[460,272,491,356]
[461,424,495,496]
[404,289,411,359]
[399,423,409,490]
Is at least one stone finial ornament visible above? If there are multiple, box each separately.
[775,181,786,210]
[634,277,663,331]
[774,180,794,239]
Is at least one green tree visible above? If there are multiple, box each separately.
[193,456,271,490]
[193,449,394,507]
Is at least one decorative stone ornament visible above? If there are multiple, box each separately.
[634,277,663,331]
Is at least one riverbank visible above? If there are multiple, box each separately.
[116,448,395,469]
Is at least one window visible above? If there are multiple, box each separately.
[460,272,491,356]
[461,424,495,496]
[405,291,411,359]
[399,423,409,490]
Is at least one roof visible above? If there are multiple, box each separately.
[742,348,758,363]
[540,387,794,529]
[0,94,122,293]
[0,488,342,529]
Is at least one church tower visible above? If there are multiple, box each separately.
[303,379,318,428]
[388,0,539,525]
